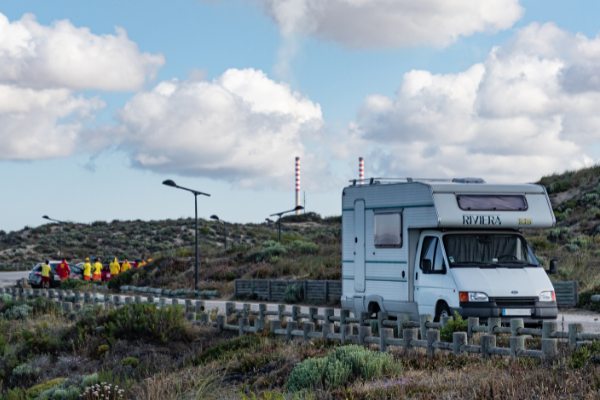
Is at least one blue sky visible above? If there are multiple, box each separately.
[2,0,600,232]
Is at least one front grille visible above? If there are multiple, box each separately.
[493,297,537,307]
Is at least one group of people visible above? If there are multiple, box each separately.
[39,256,148,289]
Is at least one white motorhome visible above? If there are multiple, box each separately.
[341,178,558,325]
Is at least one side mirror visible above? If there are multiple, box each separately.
[548,259,558,275]
[421,259,432,273]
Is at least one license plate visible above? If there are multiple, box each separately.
[54,274,60,280]
[503,308,531,316]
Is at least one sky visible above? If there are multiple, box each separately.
[2,0,600,232]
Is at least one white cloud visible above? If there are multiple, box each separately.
[349,22,600,183]
[252,0,524,49]
[113,68,328,189]
[0,12,164,161]
[0,13,165,91]
[0,85,104,160]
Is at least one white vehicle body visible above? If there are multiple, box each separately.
[341,178,558,324]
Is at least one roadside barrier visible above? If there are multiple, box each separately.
[3,287,598,360]
[119,285,218,299]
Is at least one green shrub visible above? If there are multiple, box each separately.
[26,379,66,400]
[440,312,468,342]
[288,240,319,254]
[286,345,402,392]
[22,325,62,356]
[223,272,237,281]
[107,268,138,290]
[547,181,570,194]
[72,303,191,345]
[284,284,303,304]
[58,279,101,290]
[247,242,287,263]
[10,363,41,389]
[120,357,139,368]
[564,243,580,252]
[569,341,600,369]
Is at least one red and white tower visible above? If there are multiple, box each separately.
[359,157,364,183]
[295,157,301,214]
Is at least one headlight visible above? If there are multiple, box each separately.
[539,291,556,302]
[459,292,489,302]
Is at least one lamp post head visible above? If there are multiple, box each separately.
[42,215,50,220]
[294,206,304,211]
[162,179,177,187]
[210,215,219,221]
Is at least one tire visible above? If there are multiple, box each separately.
[435,302,451,322]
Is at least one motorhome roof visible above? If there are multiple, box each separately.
[346,178,546,194]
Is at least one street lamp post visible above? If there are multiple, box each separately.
[162,180,210,290]
[270,206,304,242]
[210,215,227,250]
[42,215,66,259]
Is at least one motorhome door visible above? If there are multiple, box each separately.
[414,235,447,315]
[354,200,366,292]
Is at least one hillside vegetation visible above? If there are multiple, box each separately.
[529,165,600,291]
[5,166,600,294]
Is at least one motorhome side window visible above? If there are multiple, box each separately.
[374,213,402,248]
[456,195,528,211]
[420,237,446,274]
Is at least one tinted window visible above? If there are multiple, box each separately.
[443,234,539,267]
[456,195,528,211]
[374,213,402,248]
[32,265,41,272]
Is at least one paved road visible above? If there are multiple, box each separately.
[0,271,29,288]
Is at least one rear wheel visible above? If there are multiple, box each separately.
[435,302,451,322]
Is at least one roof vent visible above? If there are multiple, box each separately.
[452,178,485,184]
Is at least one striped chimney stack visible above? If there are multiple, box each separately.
[295,157,301,215]
[359,157,364,183]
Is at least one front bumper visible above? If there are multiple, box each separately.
[451,300,557,325]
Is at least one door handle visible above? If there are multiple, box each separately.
[416,272,418,280]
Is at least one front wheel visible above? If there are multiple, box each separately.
[435,302,451,322]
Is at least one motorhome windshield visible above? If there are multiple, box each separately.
[442,234,539,267]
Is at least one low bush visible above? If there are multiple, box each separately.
[247,242,287,263]
[71,303,192,345]
[107,268,138,290]
[440,312,468,342]
[286,345,402,392]
[9,364,41,389]
[121,357,139,368]
[569,340,600,368]
[58,279,102,290]
[26,378,66,400]
[288,240,319,255]
[284,284,303,304]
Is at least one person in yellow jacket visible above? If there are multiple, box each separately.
[41,260,51,289]
[92,258,102,281]
[137,259,146,268]
[109,258,120,276]
[82,258,92,281]
[121,259,131,273]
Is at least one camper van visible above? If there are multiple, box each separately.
[341,178,558,325]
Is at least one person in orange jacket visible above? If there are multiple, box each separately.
[56,258,70,281]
